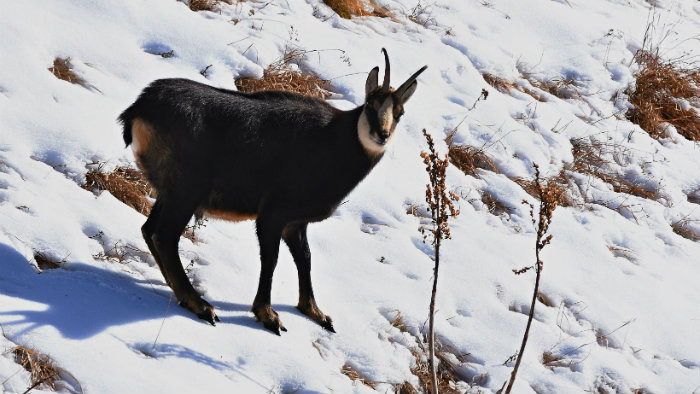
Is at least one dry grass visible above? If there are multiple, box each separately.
[409,337,477,394]
[12,346,60,391]
[536,291,555,307]
[687,188,700,205]
[481,190,510,216]
[671,218,700,242]
[83,166,155,215]
[448,145,499,177]
[395,381,419,394]
[323,0,364,18]
[236,49,333,99]
[188,0,232,12]
[529,76,583,100]
[626,50,700,141]
[48,57,86,87]
[541,351,574,371]
[323,0,393,19]
[569,138,658,200]
[482,73,512,93]
[408,1,436,27]
[388,310,408,332]
[514,172,572,207]
[340,363,377,389]
[608,245,637,263]
[34,252,63,270]
[482,73,545,102]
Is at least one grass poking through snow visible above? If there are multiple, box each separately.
[48,57,87,87]
[626,50,700,141]
[83,165,155,215]
[235,49,333,99]
[12,346,60,392]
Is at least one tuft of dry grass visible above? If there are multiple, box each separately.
[514,172,572,207]
[481,190,510,216]
[83,166,155,215]
[12,346,60,391]
[482,72,545,102]
[448,145,499,177]
[395,381,419,394]
[409,337,473,394]
[34,252,63,270]
[48,57,87,87]
[569,138,658,200]
[188,0,232,12]
[236,49,333,99]
[528,76,583,100]
[323,0,363,18]
[387,310,408,332]
[340,363,377,389]
[483,73,512,93]
[671,218,700,242]
[536,291,555,307]
[541,351,575,371]
[322,0,394,19]
[626,50,700,141]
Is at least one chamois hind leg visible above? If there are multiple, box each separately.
[282,222,334,333]
[252,213,287,335]
[142,199,170,286]
[149,194,219,325]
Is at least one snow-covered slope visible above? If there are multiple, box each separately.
[1,0,699,393]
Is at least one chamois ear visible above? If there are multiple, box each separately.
[395,65,427,104]
[365,66,380,96]
[398,81,418,104]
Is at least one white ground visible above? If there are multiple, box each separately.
[1,0,699,393]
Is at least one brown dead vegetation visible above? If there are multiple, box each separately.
[541,351,574,371]
[513,138,658,207]
[395,381,419,394]
[340,363,377,389]
[34,252,63,270]
[514,173,571,207]
[671,218,700,242]
[482,73,545,102]
[448,145,499,177]
[12,346,60,391]
[323,0,393,19]
[481,190,510,216]
[409,337,477,394]
[536,291,555,307]
[235,49,333,99]
[569,138,658,200]
[48,57,87,87]
[626,50,700,141]
[83,166,155,215]
[188,0,232,12]
[528,76,583,100]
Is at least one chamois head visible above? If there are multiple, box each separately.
[358,48,427,156]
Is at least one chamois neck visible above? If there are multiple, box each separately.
[342,106,385,165]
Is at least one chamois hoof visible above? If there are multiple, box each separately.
[297,301,335,333]
[179,296,218,326]
[252,304,286,335]
[319,316,335,333]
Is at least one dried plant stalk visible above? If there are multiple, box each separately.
[502,164,559,394]
[420,129,459,393]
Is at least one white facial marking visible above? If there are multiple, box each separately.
[358,110,387,156]
[378,97,394,132]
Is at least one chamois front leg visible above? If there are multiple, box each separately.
[147,196,219,325]
[282,223,335,333]
[252,214,287,335]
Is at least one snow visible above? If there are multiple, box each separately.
[1,0,700,393]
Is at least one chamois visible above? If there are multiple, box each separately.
[118,49,427,335]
